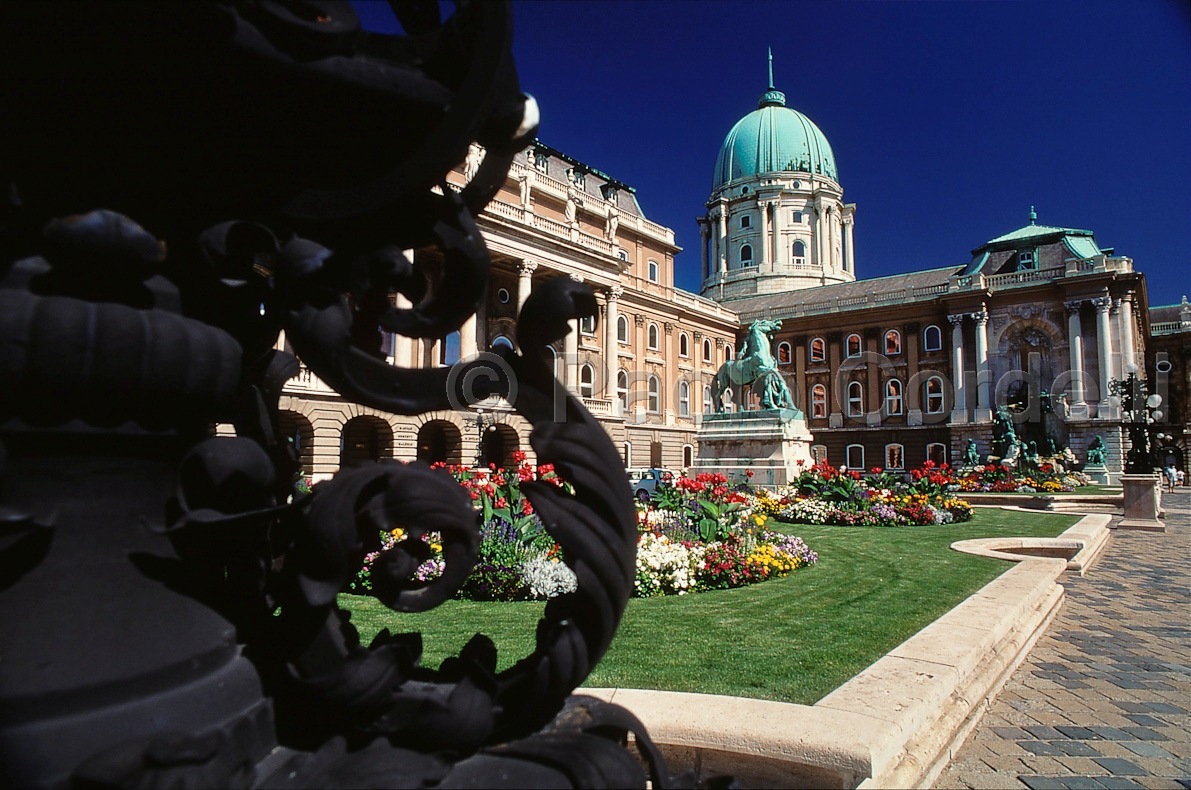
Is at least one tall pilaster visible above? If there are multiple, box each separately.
[1119,294,1136,373]
[1064,300,1087,418]
[517,259,538,315]
[948,314,967,423]
[604,285,622,409]
[759,199,771,271]
[842,212,855,274]
[1093,296,1114,416]
[717,203,728,273]
[973,307,991,421]
[459,315,477,359]
[565,273,583,393]
[771,199,784,269]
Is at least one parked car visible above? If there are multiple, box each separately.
[626,468,674,502]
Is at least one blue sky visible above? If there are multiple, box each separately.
[354,1,1190,308]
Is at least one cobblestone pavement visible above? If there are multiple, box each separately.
[935,490,1191,790]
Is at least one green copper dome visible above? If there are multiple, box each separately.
[712,87,838,189]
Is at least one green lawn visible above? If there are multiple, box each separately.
[339,508,1079,705]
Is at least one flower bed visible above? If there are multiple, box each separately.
[952,463,1092,493]
[352,462,819,601]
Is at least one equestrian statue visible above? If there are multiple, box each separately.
[711,319,796,412]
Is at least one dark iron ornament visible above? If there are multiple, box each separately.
[0,3,689,787]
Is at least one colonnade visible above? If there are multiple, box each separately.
[949,291,1138,424]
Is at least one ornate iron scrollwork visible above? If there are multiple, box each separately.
[0,3,681,787]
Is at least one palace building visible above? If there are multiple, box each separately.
[269,68,1182,484]
[696,70,1169,479]
[272,142,738,482]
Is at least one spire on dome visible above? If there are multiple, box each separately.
[758,48,785,108]
[1028,206,1037,225]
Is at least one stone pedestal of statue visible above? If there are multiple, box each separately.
[693,408,813,489]
[1116,473,1165,531]
[1083,464,1112,486]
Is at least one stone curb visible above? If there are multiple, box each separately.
[582,514,1110,788]
[950,513,1112,576]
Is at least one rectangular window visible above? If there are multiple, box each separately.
[846,445,864,470]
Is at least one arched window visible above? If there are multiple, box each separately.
[617,249,628,262]
[925,375,945,414]
[923,325,942,352]
[927,443,947,466]
[492,335,514,351]
[617,369,629,411]
[777,341,792,365]
[725,345,734,361]
[885,379,903,415]
[647,323,660,350]
[682,445,694,469]
[846,444,864,470]
[847,381,864,417]
[547,345,558,377]
[623,441,632,467]
[678,381,690,417]
[579,315,595,334]
[703,384,713,414]
[617,314,629,343]
[884,329,901,355]
[810,337,825,363]
[739,245,753,266]
[702,338,713,362]
[811,445,827,464]
[648,259,659,282]
[846,334,862,358]
[885,444,905,470]
[811,384,827,418]
[679,332,690,358]
[647,375,661,413]
[579,363,595,398]
[793,240,806,262]
[740,215,751,229]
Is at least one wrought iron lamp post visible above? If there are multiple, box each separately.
[1109,363,1164,474]
[468,408,501,467]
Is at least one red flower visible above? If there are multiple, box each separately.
[494,496,508,509]
[745,469,755,478]
[512,450,528,464]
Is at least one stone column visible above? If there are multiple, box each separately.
[1065,300,1087,417]
[843,213,855,274]
[604,285,621,407]
[709,214,720,277]
[693,331,705,418]
[973,307,991,421]
[393,292,415,367]
[516,259,537,316]
[772,199,784,269]
[663,322,675,423]
[1093,296,1114,416]
[565,273,583,393]
[948,314,967,423]
[717,205,728,273]
[759,200,771,271]
[459,314,477,360]
[1119,294,1136,373]
[698,221,710,282]
[1110,297,1123,381]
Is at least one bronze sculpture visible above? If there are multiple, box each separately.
[1,3,679,787]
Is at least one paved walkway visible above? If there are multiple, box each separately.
[935,489,1191,790]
